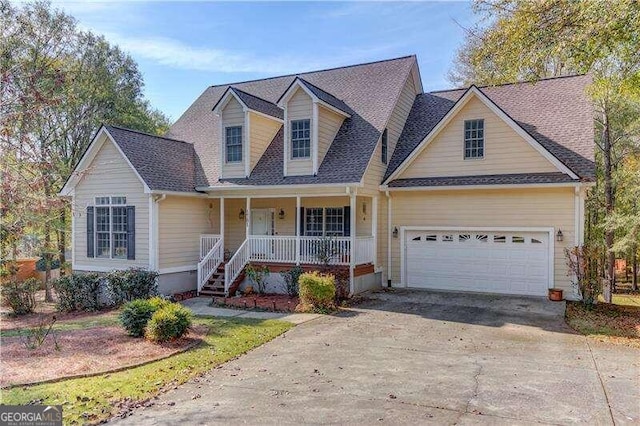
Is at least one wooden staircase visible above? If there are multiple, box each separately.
[198,262,245,297]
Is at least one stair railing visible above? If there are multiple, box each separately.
[197,238,224,295]
[224,239,250,295]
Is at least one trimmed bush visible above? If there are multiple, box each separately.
[145,303,192,343]
[106,268,158,305]
[53,273,102,312]
[280,266,303,297]
[0,278,39,315]
[298,271,336,312]
[120,297,179,337]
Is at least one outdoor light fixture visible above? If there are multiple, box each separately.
[278,208,286,220]
[556,229,563,242]
[393,227,399,238]
[239,208,245,220]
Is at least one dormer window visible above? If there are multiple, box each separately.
[225,126,243,163]
[381,128,388,164]
[464,119,484,159]
[291,119,311,159]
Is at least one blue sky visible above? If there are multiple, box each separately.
[53,1,475,122]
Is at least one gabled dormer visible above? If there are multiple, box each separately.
[213,87,283,178]
[277,78,351,177]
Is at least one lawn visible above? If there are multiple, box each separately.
[1,317,293,424]
[566,295,640,348]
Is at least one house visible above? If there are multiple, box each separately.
[59,55,594,299]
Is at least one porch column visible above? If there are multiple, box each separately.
[295,196,301,265]
[349,191,356,294]
[372,195,378,269]
[246,197,251,238]
[220,197,225,244]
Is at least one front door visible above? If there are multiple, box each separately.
[251,209,274,236]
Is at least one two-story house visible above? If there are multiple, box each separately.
[60,55,594,299]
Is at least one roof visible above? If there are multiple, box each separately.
[224,87,284,120]
[387,172,577,188]
[385,75,595,182]
[104,125,199,193]
[167,55,417,187]
[286,77,353,116]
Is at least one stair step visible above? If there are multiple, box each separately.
[199,289,225,296]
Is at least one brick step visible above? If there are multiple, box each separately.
[199,289,225,296]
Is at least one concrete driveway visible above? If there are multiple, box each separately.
[113,290,639,425]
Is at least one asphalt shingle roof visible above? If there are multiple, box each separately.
[167,55,417,187]
[229,87,284,120]
[105,125,198,192]
[387,172,577,188]
[296,78,353,116]
[385,75,595,183]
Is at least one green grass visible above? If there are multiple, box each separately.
[1,317,292,424]
[0,313,120,337]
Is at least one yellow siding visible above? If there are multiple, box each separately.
[221,97,245,178]
[399,96,558,179]
[287,88,313,176]
[224,198,247,252]
[249,112,281,172]
[158,196,215,269]
[317,105,344,167]
[387,68,418,162]
[389,188,575,293]
[73,136,149,269]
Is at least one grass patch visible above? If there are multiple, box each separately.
[566,301,640,347]
[1,314,120,338]
[2,317,292,424]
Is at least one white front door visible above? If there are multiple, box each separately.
[251,209,274,236]
[404,230,550,296]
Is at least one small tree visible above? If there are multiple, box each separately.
[313,235,340,270]
[245,263,270,294]
[566,245,603,306]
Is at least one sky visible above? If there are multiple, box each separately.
[51,1,476,122]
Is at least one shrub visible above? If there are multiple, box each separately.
[1,278,39,315]
[566,245,602,305]
[245,263,270,294]
[145,303,192,343]
[280,266,303,297]
[333,269,350,301]
[298,271,336,312]
[106,268,158,305]
[120,297,177,337]
[53,273,102,312]
[35,257,61,271]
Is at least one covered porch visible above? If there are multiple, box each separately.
[197,193,378,295]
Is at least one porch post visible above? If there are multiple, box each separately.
[220,197,225,244]
[295,196,301,265]
[246,197,251,238]
[372,195,378,269]
[349,191,356,295]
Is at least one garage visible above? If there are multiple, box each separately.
[403,228,552,296]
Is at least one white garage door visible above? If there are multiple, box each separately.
[405,230,550,296]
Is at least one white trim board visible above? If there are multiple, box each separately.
[381,181,582,192]
[383,86,579,184]
[276,78,351,119]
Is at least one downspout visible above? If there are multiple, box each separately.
[386,190,392,287]
[150,194,166,272]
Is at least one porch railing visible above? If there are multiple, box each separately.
[197,237,224,295]
[354,236,375,265]
[200,234,221,259]
[247,236,297,263]
[299,236,351,265]
[224,239,250,294]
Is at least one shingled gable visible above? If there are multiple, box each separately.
[212,86,284,120]
[276,77,353,117]
[167,55,417,188]
[385,75,595,186]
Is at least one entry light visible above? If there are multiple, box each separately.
[393,227,398,238]
[556,229,563,242]
[239,208,245,220]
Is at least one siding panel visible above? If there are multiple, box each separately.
[287,88,313,176]
[317,105,344,167]
[249,112,281,172]
[221,97,245,178]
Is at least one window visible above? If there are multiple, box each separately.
[459,234,471,242]
[425,235,437,241]
[442,234,454,242]
[90,196,131,259]
[381,128,388,164]
[305,207,345,236]
[512,236,525,243]
[464,119,484,159]
[291,119,311,159]
[493,235,506,243]
[225,126,243,163]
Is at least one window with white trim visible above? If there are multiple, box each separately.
[325,208,344,236]
[305,208,323,236]
[225,126,243,163]
[464,119,484,159]
[92,196,131,259]
[291,119,311,159]
[305,207,344,236]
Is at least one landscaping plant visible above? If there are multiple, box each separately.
[53,273,102,312]
[298,271,336,313]
[119,297,170,337]
[245,263,270,294]
[106,268,158,305]
[280,266,303,297]
[145,303,193,343]
[566,245,603,306]
[21,315,60,351]
[1,278,39,315]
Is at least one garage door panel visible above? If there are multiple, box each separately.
[405,230,549,297]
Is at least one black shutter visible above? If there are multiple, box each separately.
[299,207,305,236]
[86,206,94,258]
[343,206,351,237]
[126,206,135,260]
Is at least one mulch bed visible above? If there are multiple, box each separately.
[213,294,300,312]
[0,325,207,388]
[566,301,640,348]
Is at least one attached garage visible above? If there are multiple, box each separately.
[402,228,553,297]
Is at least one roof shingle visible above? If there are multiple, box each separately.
[387,172,577,188]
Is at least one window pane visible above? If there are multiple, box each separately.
[96,197,110,205]
[111,196,126,205]
[305,207,323,236]
[226,126,243,162]
[113,233,127,259]
[325,207,344,236]
[464,119,484,159]
[112,206,127,232]
[291,119,311,159]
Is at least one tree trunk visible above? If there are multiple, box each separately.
[602,110,615,303]
[58,206,66,272]
[633,245,638,292]
[43,181,54,302]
